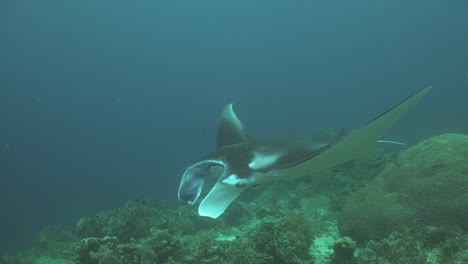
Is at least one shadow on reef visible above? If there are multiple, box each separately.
[1,133,468,264]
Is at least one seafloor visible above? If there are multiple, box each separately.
[1,133,467,264]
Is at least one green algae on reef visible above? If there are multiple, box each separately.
[1,134,468,264]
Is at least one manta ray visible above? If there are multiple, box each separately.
[178,85,432,218]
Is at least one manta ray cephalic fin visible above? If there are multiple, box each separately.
[198,180,244,218]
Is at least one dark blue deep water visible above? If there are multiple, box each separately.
[1,0,467,252]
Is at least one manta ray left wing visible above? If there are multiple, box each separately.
[216,103,252,149]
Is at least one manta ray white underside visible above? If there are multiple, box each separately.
[178,85,432,218]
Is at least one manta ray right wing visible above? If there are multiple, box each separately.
[274,85,433,179]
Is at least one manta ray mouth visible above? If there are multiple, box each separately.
[177,160,226,205]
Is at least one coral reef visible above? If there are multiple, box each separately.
[1,133,467,264]
[73,198,165,241]
[338,134,468,242]
[331,236,356,263]
[354,225,467,264]
[249,213,314,263]
[73,208,315,264]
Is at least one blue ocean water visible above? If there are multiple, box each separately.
[0,0,467,252]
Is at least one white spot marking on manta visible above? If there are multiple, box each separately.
[222,174,239,186]
[248,152,282,170]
